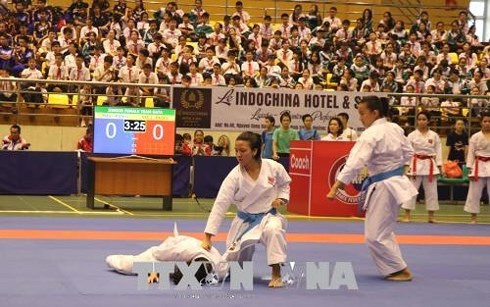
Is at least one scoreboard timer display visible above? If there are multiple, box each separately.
[93,106,176,156]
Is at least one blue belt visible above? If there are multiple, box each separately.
[358,167,404,212]
[233,208,277,243]
[361,167,404,191]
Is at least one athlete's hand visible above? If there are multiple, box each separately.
[327,180,345,200]
[201,240,212,251]
[272,198,285,208]
[201,233,213,251]
[326,188,337,200]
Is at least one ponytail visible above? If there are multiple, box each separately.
[360,95,389,118]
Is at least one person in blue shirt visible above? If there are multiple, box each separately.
[298,114,321,140]
[261,115,275,159]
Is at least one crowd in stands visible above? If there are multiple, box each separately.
[0,1,486,106]
[175,129,231,156]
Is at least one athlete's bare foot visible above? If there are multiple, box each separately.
[268,276,284,288]
[469,220,477,225]
[428,219,437,224]
[401,217,410,223]
[385,267,412,282]
[470,214,477,224]
[269,264,284,288]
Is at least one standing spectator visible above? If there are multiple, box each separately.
[464,112,490,224]
[322,117,345,141]
[3,124,30,151]
[272,112,299,159]
[402,112,442,223]
[261,115,275,159]
[446,119,468,166]
[299,114,321,140]
[337,112,358,141]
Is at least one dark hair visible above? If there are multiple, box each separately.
[417,111,431,121]
[480,111,490,121]
[236,131,262,160]
[328,117,344,136]
[203,135,213,143]
[194,129,204,137]
[358,96,390,118]
[302,114,312,123]
[11,124,21,133]
[280,112,291,123]
[265,115,275,125]
[337,112,349,121]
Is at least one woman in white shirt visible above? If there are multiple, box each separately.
[322,117,346,141]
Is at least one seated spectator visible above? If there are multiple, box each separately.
[216,135,231,156]
[181,133,192,156]
[0,68,17,103]
[191,130,211,156]
[77,127,93,152]
[154,73,171,108]
[3,124,30,151]
[175,133,184,155]
[20,57,45,104]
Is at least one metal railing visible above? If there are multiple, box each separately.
[0,77,172,126]
[1,77,488,136]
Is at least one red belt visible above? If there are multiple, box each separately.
[412,154,435,182]
[474,156,490,181]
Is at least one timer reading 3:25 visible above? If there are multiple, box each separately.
[123,120,147,132]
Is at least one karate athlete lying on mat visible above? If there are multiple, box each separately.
[105,224,228,283]
[328,96,417,282]
[201,131,292,288]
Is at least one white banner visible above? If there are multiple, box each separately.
[209,87,386,133]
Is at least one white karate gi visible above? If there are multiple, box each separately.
[402,129,442,212]
[106,233,227,279]
[204,159,291,266]
[321,134,348,141]
[465,131,490,213]
[341,127,358,141]
[337,118,417,276]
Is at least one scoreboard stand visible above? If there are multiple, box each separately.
[86,156,176,210]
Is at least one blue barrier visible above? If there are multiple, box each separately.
[0,151,78,195]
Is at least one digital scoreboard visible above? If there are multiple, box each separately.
[93,106,176,156]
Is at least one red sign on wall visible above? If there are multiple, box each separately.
[288,140,364,217]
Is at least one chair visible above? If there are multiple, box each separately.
[96,95,107,106]
[325,73,338,89]
[47,93,70,108]
[145,97,154,108]
[438,165,469,202]
[449,53,459,65]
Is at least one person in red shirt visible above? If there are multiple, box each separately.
[77,127,93,152]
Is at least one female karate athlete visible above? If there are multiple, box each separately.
[327,96,417,281]
[464,111,490,224]
[402,111,442,223]
[106,224,227,282]
[201,131,291,288]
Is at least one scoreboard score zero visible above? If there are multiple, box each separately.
[93,106,176,156]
